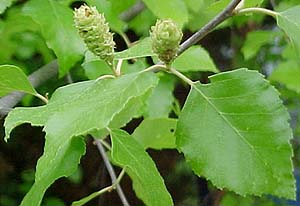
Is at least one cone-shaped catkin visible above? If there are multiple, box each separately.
[150,19,183,65]
[74,5,115,65]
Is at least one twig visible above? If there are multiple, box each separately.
[94,139,130,206]
[270,0,276,9]
[0,60,58,118]
[178,0,243,55]
[119,1,145,22]
[71,168,126,206]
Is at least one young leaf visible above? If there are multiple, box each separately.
[4,72,158,206]
[173,45,219,73]
[142,0,188,26]
[115,37,156,60]
[0,65,37,96]
[176,68,295,199]
[132,118,177,149]
[23,0,85,77]
[110,129,173,206]
[277,6,300,58]
[269,60,300,93]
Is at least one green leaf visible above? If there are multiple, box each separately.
[0,8,41,62]
[277,5,300,58]
[115,37,156,60]
[4,72,158,205]
[173,45,219,73]
[21,137,86,206]
[110,129,173,206]
[242,30,280,60]
[146,74,175,118]
[0,0,14,14]
[142,0,188,26]
[23,0,85,77]
[269,60,300,93]
[132,118,177,149]
[82,51,111,79]
[128,8,156,37]
[0,65,37,96]
[244,0,264,8]
[176,68,295,199]
[184,0,206,13]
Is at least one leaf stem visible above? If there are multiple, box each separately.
[96,74,115,81]
[236,7,278,18]
[141,64,166,73]
[116,59,123,76]
[120,32,132,48]
[109,61,120,77]
[35,93,48,104]
[71,168,126,206]
[169,67,195,86]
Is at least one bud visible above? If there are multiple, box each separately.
[150,19,183,65]
[74,5,115,65]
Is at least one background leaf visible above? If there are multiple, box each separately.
[141,0,188,26]
[115,37,155,60]
[277,5,300,58]
[23,0,85,77]
[0,65,37,96]
[269,60,300,93]
[82,51,111,79]
[110,129,173,206]
[145,74,175,118]
[176,68,295,199]
[173,45,218,73]
[86,0,136,33]
[132,118,177,149]
[244,0,264,8]
[241,30,280,60]
[4,72,158,205]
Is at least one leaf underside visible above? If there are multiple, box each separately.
[176,68,295,199]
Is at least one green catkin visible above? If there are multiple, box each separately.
[150,19,183,65]
[74,5,115,66]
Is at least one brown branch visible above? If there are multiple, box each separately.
[119,1,145,22]
[178,0,243,55]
